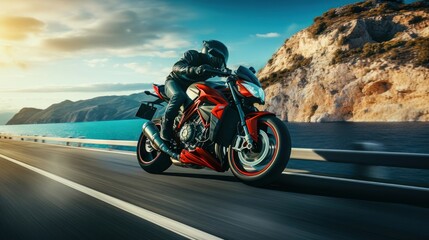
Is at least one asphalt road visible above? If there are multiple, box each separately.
[0,139,428,240]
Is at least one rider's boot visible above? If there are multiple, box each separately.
[160,117,174,145]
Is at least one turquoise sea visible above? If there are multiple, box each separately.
[1,120,428,154]
[0,119,147,141]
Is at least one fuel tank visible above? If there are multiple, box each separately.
[186,78,227,101]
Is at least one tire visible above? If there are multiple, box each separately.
[228,116,291,186]
[136,127,172,174]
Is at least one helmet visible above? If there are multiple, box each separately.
[201,40,229,67]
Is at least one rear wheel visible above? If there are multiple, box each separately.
[228,116,291,186]
[136,124,171,174]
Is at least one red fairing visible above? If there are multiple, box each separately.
[245,112,275,142]
[196,84,228,105]
[153,84,164,100]
[236,79,253,97]
[196,84,229,120]
[211,104,227,119]
[178,84,228,129]
[180,148,224,172]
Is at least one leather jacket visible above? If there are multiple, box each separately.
[166,50,215,88]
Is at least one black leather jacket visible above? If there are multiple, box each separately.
[166,50,215,88]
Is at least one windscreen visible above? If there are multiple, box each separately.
[235,66,261,87]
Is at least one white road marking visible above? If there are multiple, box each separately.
[5,139,137,156]
[282,171,429,192]
[50,143,136,156]
[0,153,222,240]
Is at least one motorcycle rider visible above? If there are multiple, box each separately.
[160,40,229,142]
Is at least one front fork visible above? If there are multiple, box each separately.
[227,78,254,151]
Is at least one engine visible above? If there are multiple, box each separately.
[178,117,207,150]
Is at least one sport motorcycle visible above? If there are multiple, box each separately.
[136,66,291,186]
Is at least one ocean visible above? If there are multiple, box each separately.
[1,120,428,154]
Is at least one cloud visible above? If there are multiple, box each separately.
[0,45,30,69]
[124,62,151,74]
[5,83,153,93]
[0,0,193,67]
[0,16,45,41]
[85,58,109,68]
[122,62,171,78]
[255,32,280,38]
[42,8,191,53]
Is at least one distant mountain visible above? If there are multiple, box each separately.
[6,92,157,125]
[0,112,18,125]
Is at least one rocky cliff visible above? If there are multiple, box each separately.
[258,0,429,122]
[6,93,156,125]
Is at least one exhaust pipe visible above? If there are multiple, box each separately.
[142,121,179,160]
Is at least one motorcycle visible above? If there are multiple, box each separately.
[135,66,291,186]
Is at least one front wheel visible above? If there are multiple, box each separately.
[136,127,171,174]
[228,116,291,186]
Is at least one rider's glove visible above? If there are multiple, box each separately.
[189,64,215,76]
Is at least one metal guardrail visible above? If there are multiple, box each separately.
[291,148,429,169]
[0,134,136,149]
[1,134,429,170]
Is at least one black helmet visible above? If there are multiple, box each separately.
[201,40,229,67]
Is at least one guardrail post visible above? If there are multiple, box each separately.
[352,142,389,180]
[77,136,85,147]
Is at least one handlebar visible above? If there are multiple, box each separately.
[206,68,233,77]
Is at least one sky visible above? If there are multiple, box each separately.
[0,0,383,114]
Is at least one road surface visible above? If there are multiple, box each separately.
[0,139,428,239]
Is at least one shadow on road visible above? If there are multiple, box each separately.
[268,174,429,208]
[161,172,240,182]
[160,169,428,207]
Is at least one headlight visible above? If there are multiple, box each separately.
[238,81,265,104]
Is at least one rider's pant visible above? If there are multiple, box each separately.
[161,80,187,140]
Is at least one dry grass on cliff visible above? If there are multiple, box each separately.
[326,1,429,67]
[259,1,429,89]
[260,54,312,88]
[332,37,429,67]
[309,0,429,38]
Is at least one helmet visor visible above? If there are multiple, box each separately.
[207,49,225,68]
[208,48,224,60]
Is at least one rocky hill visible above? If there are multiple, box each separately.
[0,112,19,125]
[258,0,429,122]
[6,93,156,125]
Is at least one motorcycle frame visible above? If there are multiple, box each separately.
[176,83,229,130]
